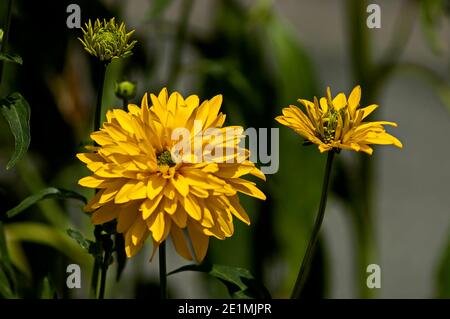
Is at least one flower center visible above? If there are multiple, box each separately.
[95,29,120,49]
[157,150,175,167]
[322,107,345,143]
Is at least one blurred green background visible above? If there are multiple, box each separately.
[0,0,449,298]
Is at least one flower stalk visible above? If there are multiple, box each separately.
[291,150,335,299]
[159,241,167,299]
[89,60,108,298]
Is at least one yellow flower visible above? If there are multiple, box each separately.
[78,18,137,62]
[77,88,265,262]
[275,85,403,154]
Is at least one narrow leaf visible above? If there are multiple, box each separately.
[0,93,30,169]
[168,263,271,299]
[0,264,14,298]
[40,277,56,299]
[66,229,92,252]
[6,187,87,219]
[0,52,23,65]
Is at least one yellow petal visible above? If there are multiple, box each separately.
[149,211,170,242]
[333,93,347,111]
[170,205,188,228]
[147,174,166,200]
[141,194,163,219]
[181,195,202,220]
[117,203,139,233]
[113,109,135,134]
[227,195,250,225]
[115,181,138,204]
[170,227,192,260]
[360,104,378,119]
[130,218,147,246]
[228,179,266,200]
[187,222,209,262]
[91,204,119,224]
[171,174,189,197]
[348,85,361,116]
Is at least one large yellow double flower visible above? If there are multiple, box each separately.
[77,88,265,262]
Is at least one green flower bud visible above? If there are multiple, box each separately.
[114,80,137,101]
[0,29,3,44]
[78,18,137,63]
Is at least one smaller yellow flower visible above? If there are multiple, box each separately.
[78,18,137,62]
[275,85,403,154]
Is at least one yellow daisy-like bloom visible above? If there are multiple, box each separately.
[275,85,403,154]
[77,88,266,262]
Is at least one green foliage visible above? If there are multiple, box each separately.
[67,229,93,252]
[0,92,30,170]
[420,0,448,54]
[39,277,56,299]
[0,52,22,65]
[6,187,87,219]
[169,263,271,299]
[436,233,450,297]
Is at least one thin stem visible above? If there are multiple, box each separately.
[122,98,128,110]
[90,259,100,297]
[291,151,335,299]
[94,62,108,131]
[167,0,194,87]
[0,0,13,86]
[98,254,108,299]
[159,241,167,299]
[89,61,108,298]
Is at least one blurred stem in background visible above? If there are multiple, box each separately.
[347,0,377,299]
[291,151,335,299]
[167,0,194,87]
[159,241,167,299]
[0,0,12,86]
[346,0,417,298]
[0,0,14,280]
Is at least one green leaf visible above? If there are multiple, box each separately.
[0,93,30,170]
[67,229,92,252]
[0,262,15,298]
[168,263,271,299]
[5,222,90,268]
[6,187,87,219]
[0,222,17,297]
[436,232,450,297]
[40,277,56,299]
[0,52,23,65]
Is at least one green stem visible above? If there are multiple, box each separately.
[122,98,128,110]
[89,61,108,298]
[159,241,167,299]
[94,62,108,131]
[0,0,13,86]
[167,0,194,87]
[291,151,335,299]
[90,259,100,298]
[98,255,108,299]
